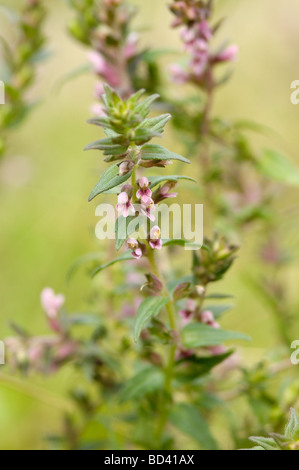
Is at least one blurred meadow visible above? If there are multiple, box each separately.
[1,0,299,449]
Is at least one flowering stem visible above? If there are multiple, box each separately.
[131,165,137,200]
[147,248,177,444]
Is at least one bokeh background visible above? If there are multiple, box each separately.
[1,0,299,449]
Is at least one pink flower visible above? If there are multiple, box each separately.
[201,310,214,324]
[136,177,152,203]
[119,161,134,176]
[124,32,139,59]
[176,347,194,361]
[127,238,143,259]
[87,51,121,87]
[149,225,163,250]
[209,345,227,356]
[91,103,106,117]
[197,21,212,41]
[215,45,238,63]
[94,82,105,99]
[116,191,135,218]
[41,288,65,319]
[140,198,155,222]
[160,182,178,200]
[57,341,78,361]
[179,298,196,325]
[170,64,189,84]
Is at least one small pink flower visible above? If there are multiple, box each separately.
[41,288,65,319]
[198,21,212,41]
[140,198,155,222]
[124,32,139,59]
[119,161,134,176]
[91,103,106,117]
[201,310,214,324]
[87,51,121,87]
[160,183,178,199]
[116,192,135,218]
[176,347,194,361]
[57,342,78,361]
[181,27,196,44]
[94,82,105,99]
[149,225,163,250]
[215,45,238,63]
[170,64,189,84]
[209,345,227,356]
[136,177,152,203]
[127,238,143,259]
[179,298,196,324]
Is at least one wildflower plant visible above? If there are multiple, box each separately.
[0,0,47,158]
[3,0,299,452]
[81,84,249,448]
[246,408,299,451]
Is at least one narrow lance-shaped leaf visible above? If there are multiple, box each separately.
[170,403,218,450]
[140,144,191,164]
[91,252,134,278]
[257,149,299,186]
[181,323,251,349]
[137,114,171,133]
[149,175,197,189]
[120,366,164,402]
[134,296,169,342]
[88,163,132,202]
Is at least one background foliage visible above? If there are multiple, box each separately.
[1,0,299,449]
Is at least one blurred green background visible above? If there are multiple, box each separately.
[1,0,299,449]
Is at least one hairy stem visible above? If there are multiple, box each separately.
[147,248,178,445]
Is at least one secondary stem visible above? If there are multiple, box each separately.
[147,248,178,444]
[130,166,177,444]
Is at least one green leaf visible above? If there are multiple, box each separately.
[115,215,144,250]
[120,366,164,402]
[84,136,124,150]
[140,144,191,164]
[134,296,169,342]
[234,119,274,136]
[102,84,121,108]
[203,304,234,319]
[205,293,234,300]
[170,403,218,450]
[91,252,134,278]
[175,350,233,382]
[135,94,160,118]
[87,117,115,130]
[137,114,171,133]
[285,408,299,440]
[163,239,202,249]
[257,149,299,186]
[181,323,250,349]
[131,128,162,144]
[67,252,103,281]
[88,164,132,202]
[149,175,197,188]
[249,436,279,451]
[67,314,102,326]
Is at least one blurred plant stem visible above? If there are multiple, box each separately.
[0,372,74,413]
[147,248,177,445]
